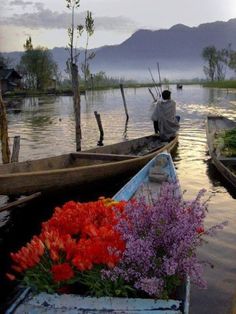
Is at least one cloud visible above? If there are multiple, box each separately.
[0,7,137,32]
[1,9,71,29]
[9,0,33,6]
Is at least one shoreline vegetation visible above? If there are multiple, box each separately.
[201,80,236,89]
[2,80,236,100]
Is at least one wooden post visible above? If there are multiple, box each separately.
[119,84,129,121]
[0,90,11,163]
[71,63,82,151]
[94,111,104,146]
[11,135,20,162]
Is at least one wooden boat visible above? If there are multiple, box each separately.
[7,152,189,314]
[0,134,178,196]
[206,115,236,188]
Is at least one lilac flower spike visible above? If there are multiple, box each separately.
[104,181,227,298]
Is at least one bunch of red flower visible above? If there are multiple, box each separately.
[7,198,127,289]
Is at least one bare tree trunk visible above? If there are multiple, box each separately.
[0,90,11,163]
[71,63,81,151]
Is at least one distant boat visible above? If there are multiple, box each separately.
[0,134,178,196]
[7,152,190,314]
[206,115,236,188]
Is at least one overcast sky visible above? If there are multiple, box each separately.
[0,0,236,52]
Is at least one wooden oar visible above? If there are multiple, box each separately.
[0,192,41,213]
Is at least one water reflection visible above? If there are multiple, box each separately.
[1,85,236,164]
[1,85,236,313]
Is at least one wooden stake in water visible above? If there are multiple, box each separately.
[11,136,20,162]
[94,111,104,146]
[120,84,129,121]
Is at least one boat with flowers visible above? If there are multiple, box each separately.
[206,115,236,188]
[0,134,178,196]
[6,152,196,314]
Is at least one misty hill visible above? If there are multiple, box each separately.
[2,18,236,80]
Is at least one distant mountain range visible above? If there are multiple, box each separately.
[2,18,236,80]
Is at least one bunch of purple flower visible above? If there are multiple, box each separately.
[103,181,227,298]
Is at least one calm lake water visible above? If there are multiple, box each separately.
[0,85,236,313]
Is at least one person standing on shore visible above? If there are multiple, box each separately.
[151,90,180,140]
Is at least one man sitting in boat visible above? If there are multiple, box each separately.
[151,90,180,141]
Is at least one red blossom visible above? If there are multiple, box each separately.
[196,227,205,234]
[6,273,16,281]
[10,236,45,271]
[8,198,127,287]
[51,263,74,282]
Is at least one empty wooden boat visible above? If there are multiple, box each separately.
[0,134,178,196]
[206,115,236,188]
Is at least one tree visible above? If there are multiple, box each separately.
[202,46,218,81]
[66,0,96,151]
[66,0,83,151]
[202,45,231,81]
[215,49,228,81]
[19,37,58,90]
[228,46,236,73]
[81,11,95,89]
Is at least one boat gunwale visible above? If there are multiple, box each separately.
[206,115,236,186]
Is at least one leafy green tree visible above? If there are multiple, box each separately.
[19,37,58,90]
[202,46,218,81]
[201,45,233,81]
[215,49,228,81]
[228,48,236,73]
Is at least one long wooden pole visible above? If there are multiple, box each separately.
[157,62,162,94]
[120,84,129,121]
[0,88,10,163]
[148,88,156,101]
[148,68,160,98]
[0,192,41,213]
